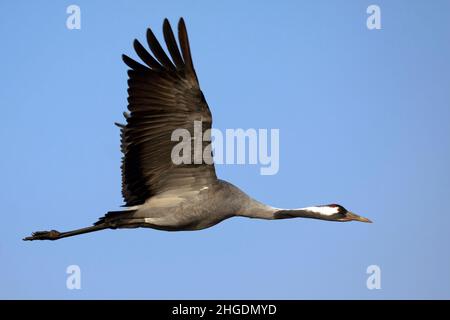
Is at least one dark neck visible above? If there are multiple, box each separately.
[238,200,334,221]
[222,180,333,221]
[273,209,330,220]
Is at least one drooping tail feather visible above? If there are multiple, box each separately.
[94,210,137,226]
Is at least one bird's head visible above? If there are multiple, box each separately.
[317,204,372,223]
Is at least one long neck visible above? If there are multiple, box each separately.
[239,200,335,221]
[273,207,335,221]
[225,181,337,221]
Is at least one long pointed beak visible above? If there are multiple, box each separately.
[346,211,372,223]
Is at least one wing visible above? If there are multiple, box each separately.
[119,18,217,206]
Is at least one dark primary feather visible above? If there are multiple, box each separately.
[146,28,177,72]
[177,18,197,82]
[119,18,217,206]
[133,39,162,70]
[163,19,184,69]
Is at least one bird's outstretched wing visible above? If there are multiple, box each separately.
[119,18,216,206]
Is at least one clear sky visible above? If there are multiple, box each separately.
[1,0,449,299]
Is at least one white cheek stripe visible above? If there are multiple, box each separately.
[269,205,340,216]
[300,206,339,216]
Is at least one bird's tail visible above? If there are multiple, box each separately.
[94,210,137,226]
[23,210,137,241]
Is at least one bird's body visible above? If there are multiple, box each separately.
[24,18,370,241]
[100,180,254,231]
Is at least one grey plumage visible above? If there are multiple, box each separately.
[24,18,371,241]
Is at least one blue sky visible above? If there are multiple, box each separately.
[1,0,450,299]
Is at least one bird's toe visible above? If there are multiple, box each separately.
[23,230,61,241]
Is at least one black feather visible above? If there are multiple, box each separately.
[133,39,162,70]
[177,18,197,81]
[122,54,150,72]
[146,28,177,71]
[163,18,184,69]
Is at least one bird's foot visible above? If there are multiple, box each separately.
[23,230,61,241]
